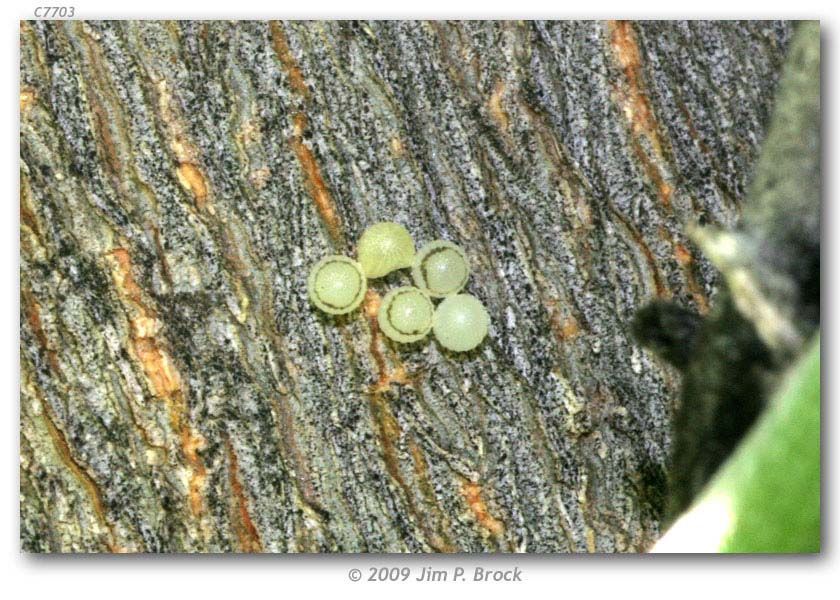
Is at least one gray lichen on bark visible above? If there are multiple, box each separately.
[20,20,793,552]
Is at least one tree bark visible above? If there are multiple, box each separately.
[20,20,793,553]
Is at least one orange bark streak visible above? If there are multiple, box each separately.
[462,481,505,537]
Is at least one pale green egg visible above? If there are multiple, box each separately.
[432,293,489,352]
[307,255,367,315]
[357,222,416,279]
[378,286,434,343]
[412,240,470,297]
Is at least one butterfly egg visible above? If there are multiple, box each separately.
[378,286,434,343]
[412,240,470,297]
[432,293,490,352]
[357,222,416,279]
[307,255,367,315]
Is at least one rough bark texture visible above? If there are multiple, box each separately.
[20,20,793,553]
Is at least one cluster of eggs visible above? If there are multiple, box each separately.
[307,222,490,352]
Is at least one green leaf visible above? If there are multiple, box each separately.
[655,335,820,553]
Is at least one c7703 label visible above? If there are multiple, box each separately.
[33,6,76,18]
